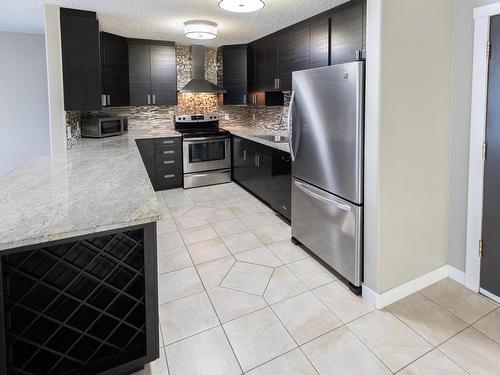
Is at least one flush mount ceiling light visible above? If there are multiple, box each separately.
[218,0,265,13]
[184,20,218,40]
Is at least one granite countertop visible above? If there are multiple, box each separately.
[0,127,174,252]
[0,112,289,251]
[221,124,290,153]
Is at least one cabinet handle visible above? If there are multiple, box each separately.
[255,155,260,167]
[164,174,175,179]
[163,160,175,165]
[147,95,151,105]
[243,94,247,104]
[243,150,247,160]
[107,95,111,106]
[163,150,175,155]
[152,94,156,105]
[163,140,174,145]
[101,94,107,106]
[277,78,280,89]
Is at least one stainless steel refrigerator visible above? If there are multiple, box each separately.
[288,61,364,290]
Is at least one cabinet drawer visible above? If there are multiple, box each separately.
[156,145,181,159]
[156,160,182,175]
[155,137,181,147]
[156,172,182,190]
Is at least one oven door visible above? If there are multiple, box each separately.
[183,136,231,173]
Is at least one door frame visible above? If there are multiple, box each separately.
[466,3,500,299]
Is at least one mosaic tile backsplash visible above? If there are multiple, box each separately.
[177,93,219,114]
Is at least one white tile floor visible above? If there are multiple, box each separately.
[134,183,500,375]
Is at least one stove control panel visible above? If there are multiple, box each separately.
[175,114,219,123]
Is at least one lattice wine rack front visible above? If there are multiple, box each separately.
[1,229,147,375]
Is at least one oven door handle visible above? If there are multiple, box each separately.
[184,136,230,142]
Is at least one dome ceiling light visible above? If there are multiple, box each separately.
[184,20,218,40]
[218,0,265,13]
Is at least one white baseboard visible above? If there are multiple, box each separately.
[448,265,465,285]
[362,265,450,309]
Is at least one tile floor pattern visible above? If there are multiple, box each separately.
[133,183,500,375]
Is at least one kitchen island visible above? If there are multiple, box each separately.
[0,129,178,375]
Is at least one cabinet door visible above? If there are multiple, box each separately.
[270,150,292,220]
[232,137,246,182]
[253,153,273,203]
[150,44,177,105]
[60,9,101,111]
[294,24,310,73]
[255,40,267,91]
[223,45,248,105]
[265,37,279,91]
[247,43,256,92]
[310,16,330,69]
[129,44,152,106]
[330,0,364,64]
[278,31,294,91]
[101,32,130,107]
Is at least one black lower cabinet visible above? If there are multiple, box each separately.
[136,137,183,191]
[0,223,159,375]
[232,136,291,220]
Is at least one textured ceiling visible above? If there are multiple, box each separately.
[0,0,350,47]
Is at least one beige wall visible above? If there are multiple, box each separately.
[367,0,455,293]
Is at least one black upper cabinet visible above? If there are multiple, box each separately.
[277,31,294,91]
[330,0,365,64]
[150,45,177,106]
[128,39,177,106]
[247,43,256,92]
[254,40,267,92]
[100,32,130,107]
[221,45,248,105]
[310,16,330,68]
[264,37,279,91]
[293,24,311,73]
[60,9,101,111]
[246,0,365,93]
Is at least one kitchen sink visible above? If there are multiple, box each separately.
[255,135,289,143]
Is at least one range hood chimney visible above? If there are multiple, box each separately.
[180,45,226,93]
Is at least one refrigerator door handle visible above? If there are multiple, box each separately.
[294,180,352,212]
[287,90,296,161]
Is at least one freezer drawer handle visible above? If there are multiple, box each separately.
[294,181,351,212]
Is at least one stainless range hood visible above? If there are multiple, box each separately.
[180,45,226,93]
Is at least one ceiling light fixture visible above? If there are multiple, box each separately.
[218,0,265,13]
[184,20,218,40]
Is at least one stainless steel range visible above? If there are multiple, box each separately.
[175,114,231,189]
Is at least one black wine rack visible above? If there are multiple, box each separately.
[0,224,158,375]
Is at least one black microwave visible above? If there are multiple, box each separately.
[81,117,125,138]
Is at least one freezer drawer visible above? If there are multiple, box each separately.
[291,178,362,286]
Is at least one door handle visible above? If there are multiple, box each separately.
[287,90,296,161]
[147,94,151,105]
[294,181,352,211]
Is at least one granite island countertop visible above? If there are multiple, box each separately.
[0,107,290,251]
[0,127,180,252]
